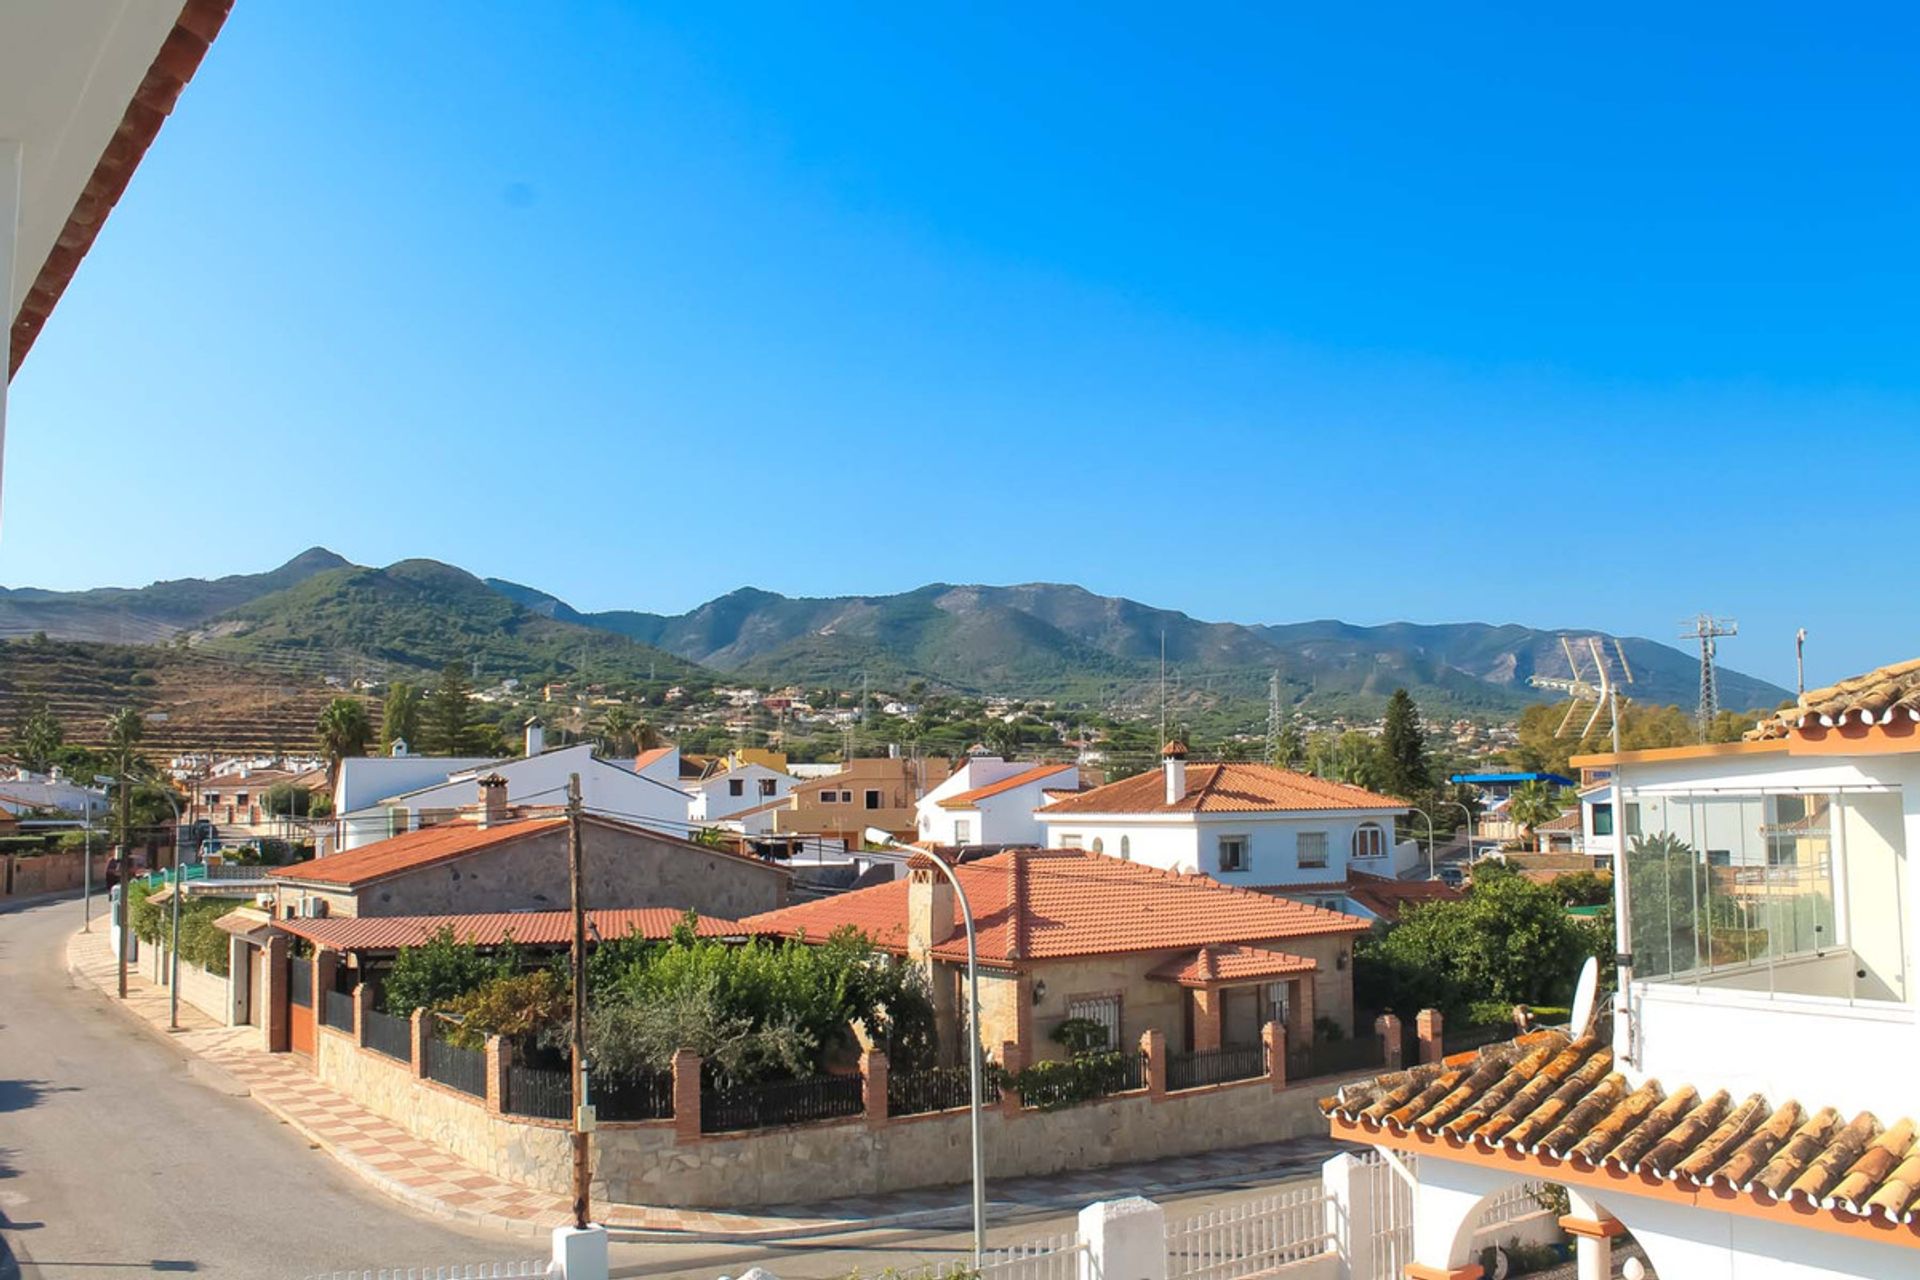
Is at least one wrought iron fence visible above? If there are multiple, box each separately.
[287,959,313,1008]
[1164,1184,1335,1280]
[425,1026,487,1098]
[505,1063,571,1120]
[701,1072,864,1133]
[1286,1033,1385,1082]
[1443,1023,1513,1057]
[1166,1044,1265,1092]
[322,988,355,1033]
[597,1070,674,1121]
[1018,1050,1146,1110]
[364,1007,412,1062]
[888,1063,1001,1115]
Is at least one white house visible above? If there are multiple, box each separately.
[1577,778,1618,860]
[1034,743,1416,891]
[914,757,1080,847]
[687,758,794,824]
[1325,656,1920,1280]
[0,766,108,818]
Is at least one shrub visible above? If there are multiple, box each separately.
[443,970,570,1052]
[1050,1017,1110,1056]
[381,927,520,1014]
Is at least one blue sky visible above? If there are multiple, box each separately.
[7,4,1917,689]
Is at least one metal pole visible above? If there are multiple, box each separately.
[1408,807,1437,879]
[115,777,131,1000]
[81,804,92,932]
[1450,799,1475,865]
[566,773,591,1230]
[164,789,182,1030]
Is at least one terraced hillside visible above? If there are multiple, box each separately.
[0,638,366,755]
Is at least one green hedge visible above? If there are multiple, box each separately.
[125,881,242,978]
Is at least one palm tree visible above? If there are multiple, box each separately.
[317,697,373,795]
[103,707,146,849]
[1507,780,1565,853]
[597,706,640,757]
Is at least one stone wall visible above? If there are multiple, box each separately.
[144,942,232,1024]
[1,850,110,899]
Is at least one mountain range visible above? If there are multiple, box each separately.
[0,550,1791,719]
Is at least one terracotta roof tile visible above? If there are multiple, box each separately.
[1749,656,1920,740]
[1340,870,1463,923]
[275,908,741,952]
[1324,1030,1920,1228]
[1148,943,1318,987]
[937,763,1079,809]
[270,818,566,888]
[741,847,1369,965]
[1037,762,1405,816]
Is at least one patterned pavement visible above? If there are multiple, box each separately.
[66,926,1354,1242]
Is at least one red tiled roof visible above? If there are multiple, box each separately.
[1036,762,1405,816]
[741,847,1369,966]
[1149,943,1317,987]
[1537,809,1582,833]
[633,747,675,772]
[938,763,1079,810]
[1341,869,1463,923]
[270,818,566,888]
[275,908,742,952]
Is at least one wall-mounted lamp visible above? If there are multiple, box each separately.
[1336,950,1349,971]
[1031,978,1048,1005]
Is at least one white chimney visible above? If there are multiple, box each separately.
[524,718,544,758]
[1162,741,1189,805]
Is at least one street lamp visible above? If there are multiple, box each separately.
[1448,799,1477,866]
[1405,807,1438,880]
[866,827,986,1263]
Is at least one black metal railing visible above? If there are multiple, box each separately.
[425,1026,487,1098]
[1167,1044,1266,1091]
[597,1070,674,1121]
[322,988,355,1033]
[1443,1023,1513,1057]
[364,1007,412,1062]
[888,1064,1001,1116]
[701,1073,864,1133]
[506,1063,572,1120]
[287,960,313,1008]
[1018,1051,1147,1111]
[1287,1034,1386,1082]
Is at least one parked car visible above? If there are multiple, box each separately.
[1436,864,1466,888]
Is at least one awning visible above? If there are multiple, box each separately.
[1148,943,1317,989]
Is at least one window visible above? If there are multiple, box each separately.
[759,778,778,797]
[1351,823,1386,859]
[954,819,972,845]
[1623,803,1642,836]
[1119,835,1131,861]
[1060,833,1083,849]
[1297,831,1329,869]
[1218,835,1249,872]
[1591,803,1614,837]
[204,792,220,805]
[1091,837,1104,854]
[818,789,839,804]
[865,789,883,810]
[234,792,249,806]
[728,779,745,797]
[1066,995,1121,1051]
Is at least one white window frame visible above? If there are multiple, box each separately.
[1297,831,1329,870]
[1060,833,1084,850]
[954,818,972,845]
[1351,822,1386,859]
[1217,834,1250,873]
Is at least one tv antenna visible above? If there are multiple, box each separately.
[1679,613,1738,739]
[1529,635,1635,753]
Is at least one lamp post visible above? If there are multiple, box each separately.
[866,827,986,1263]
[1405,807,1438,880]
[1449,799,1477,867]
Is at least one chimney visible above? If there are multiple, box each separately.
[906,861,957,959]
[1162,740,1189,805]
[524,717,544,758]
[476,773,510,828]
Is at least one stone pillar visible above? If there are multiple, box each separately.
[353,982,373,1044]
[1192,988,1222,1052]
[861,1048,889,1125]
[999,1038,1026,1117]
[1417,1008,1445,1065]
[409,1008,429,1079]
[314,949,337,1017]
[1287,975,1315,1050]
[1076,1196,1166,1280]
[485,1035,510,1115]
[1263,1020,1287,1090]
[261,933,289,1053]
[1141,1028,1167,1100]
[1376,1013,1404,1069]
[671,1049,702,1141]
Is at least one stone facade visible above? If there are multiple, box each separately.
[278,821,789,920]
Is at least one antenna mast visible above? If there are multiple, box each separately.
[1679,613,1739,739]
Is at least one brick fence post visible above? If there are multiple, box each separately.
[672,1049,703,1141]
[313,949,336,1018]
[861,1048,889,1125]
[409,1008,429,1079]
[1375,1013,1403,1070]
[485,1035,509,1115]
[1141,1028,1167,1100]
[261,933,289,1053]
[353,982,373,1045]
[1263,1020,1287,1091]
[999,1039,1025,1117]
[1416,1008,1444,1065]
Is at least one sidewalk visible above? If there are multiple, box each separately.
[67,926,1353,1243]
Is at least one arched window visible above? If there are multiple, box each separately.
[1091,837,1105,854]
[1119,835,1131,861]
[1352,822,1386,859]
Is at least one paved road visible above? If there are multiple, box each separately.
[0,894,1328,1280]
[0,895,507,1279]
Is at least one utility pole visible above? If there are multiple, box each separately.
[1796,628,1808,701]
[115,775,131,999]
[566,772,591,1230]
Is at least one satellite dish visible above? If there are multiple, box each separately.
[1570,956,1600,1037]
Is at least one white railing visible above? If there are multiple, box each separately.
[980,1231,1087,1280]
[1164,1184,1335,1280]
[1476,1176,1547,1227]
[303,1261,547,1280]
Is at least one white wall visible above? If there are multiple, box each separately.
[916,763,1075,846]
[335,754,496,816]
[1040,811,1403,886]
[689,763,792,822]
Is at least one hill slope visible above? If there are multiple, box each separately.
[0,548,348,643]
